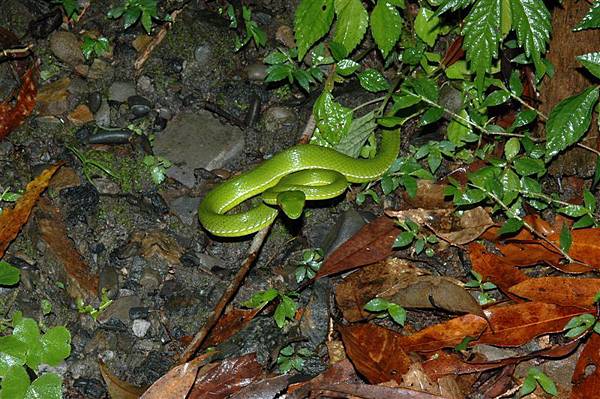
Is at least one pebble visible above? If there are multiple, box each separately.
[97,295,142,324]
[167,57,184,74]
[139,268,161,291]
[98,266,119,300]
[194,45,211,66]
[49,31,84,66]
[169,196,201,225]
[108,81,136,103]
[152,116,168,131]
[94,99,111,127]
[87,92,102,113]
[87,59,114,81]
[132,319,151,338]
[137,75,154,96]
[129,307,149,320]
[128,95,152,118]
[246,63,268,81]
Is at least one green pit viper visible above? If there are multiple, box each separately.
[198,129,400,237]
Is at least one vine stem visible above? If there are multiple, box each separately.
[469,183,575,263]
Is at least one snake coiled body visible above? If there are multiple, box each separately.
[198,129,400,237]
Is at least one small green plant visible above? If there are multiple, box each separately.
[392,218,438,257]
[221,4,267,51]
[464,271,497,305]
[518,367,557,397]
[67,145,118,184]
[277,345,312,373]
[107,0,159,34]
[564,313,600,338]
[143,155,172,185]
[53,0,80,20]
[0,260,20,286]
[363,297,406,326]
[264,45,328,92]
[295,248,323,283]
[81,36,110,60]
[0,311,71,399]
[76,288,113,320]
[0,188,21,215]
[242,288,298,328]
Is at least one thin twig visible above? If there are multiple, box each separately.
[178,225,271,364]
[134,8,184,71]
[0,44,33,59]
[298,114,316,144]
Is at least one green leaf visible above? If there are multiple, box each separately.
[0,336,28,376]
[40,327,71,366]
[294,0,335,60]
[498,218,523,235]
[404,77,439,102]
[560,223,572,254]
[274,295,297,328]
[584,189,596,211]
[462,0,501,92]
[264,50,289,65]
[122,7,142,30]
[433,0,474,17]
[420,107,444,126]
[576,52,600,80]
[509,70,523,96]
[444,60,471,80]
[504,138,520,160]
[414,7,442,47]
[545,87,599,162]
[265,64,293,82]
[313,92,353,145]
[24,373,62,399]
[393,231,415,248]
[573,0,600,31]
[447,110,478,146]
[333,0,368,55]
[140,11,153,34]
[242,288,279,308]
[481,90,510,107]
[329,41,348,60]
[534,370,557,395]
[337,59,360,76]
[400,175,418,197]
[364,298,389,312]
[371,0,402,57]
[392,94,421,109]
[107,6,125,18]
[1,365,30,399]
[573,214,594,229]
[510,109,537,129]
[334,111,377,157]
[557,204,589,218]
[0,261,20,285]
[387,303,407,325]
[513,156,545,177]
[510,0,551,72]
[519,374,537,397]
[357,68,390,92]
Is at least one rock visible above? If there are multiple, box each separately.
[194,45,211,66]
[94,99,111,127]
[98,266,119,300]
[132,319,151,337]
[139,268,161,291]
[169,196,201,225]
[88,92,102,113]
[49,31,84,66]
[129,307,149,320]
[128,95,152,118]
[153,111,245,187]
[300,278,331,347]
[167,57,184,74]
[97,295,142,324]
[73,378,107,399]
[67,104,94,125]
[108,81,136,103]
[246,63,268,81]
[87,58,114,81]
[137,75,154,96]
[263,106,296,132]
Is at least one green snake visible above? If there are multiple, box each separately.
[198,129,401,237]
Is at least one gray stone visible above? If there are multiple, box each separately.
[153,111,245,187]
[97,295,142,324]
[194,45,211,66]
[49,31,84,66]
[246,63,268,81]
[132,319,151,338]
[87,59,114,81]
[108,81,136,103]
[98,266,119,300]
[94,99,111,127]
[139,268,161,291]
[169,196,201,225]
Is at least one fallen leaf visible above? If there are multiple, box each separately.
[35,76,70,116]
[202,307,261,348]
[478,302,589,347]
[286,358,358,398]
[571,334,600,398]
[0,65,38,140]
[312,382,446,399]
[228,374,291,399]
[549,228,600,269]
[187,353,263,399]
[401,180,453,209]
[468,242,528,295]
[0,163,62,258]
[130,230,183,266]
[508,277,600,307]
[99,360,145,399]
[36,198,98,299]
[316,215,399,279]
[67,103,94,125]
[335,258,484,322]
[338,323,412,384]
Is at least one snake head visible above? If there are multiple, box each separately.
[276,190,306,219]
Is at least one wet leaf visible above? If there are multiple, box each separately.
[0,163,62,259]
[316,215,399,279]
[99,359,145,399]
[141,356,210,399]
[468,242,528,295]
[188,353,263,399]
[0,66,38,140]
[508,277,600,307]
[203,307,261,348]
[338,323,412,384]
[572,334,600,397]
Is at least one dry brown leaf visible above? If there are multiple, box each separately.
[316,215,399,279]
[468,242,528,295]
[335,258,484,322]
[338,323,412,384]
[130,230,183,266]
[401,180,453,210]
[203,307,261,348]
[36,198,98,299]
[187,353,263,399]
[571,334,600,398]
[35,76,70,116]
[99,360,145,399]
[0,65,38,140]
[0,163,61,258]
[286,358,358,398]
[508,277,600,307]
